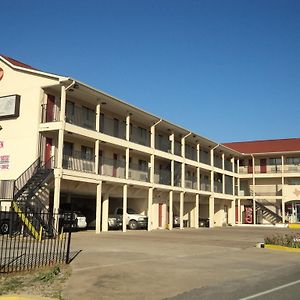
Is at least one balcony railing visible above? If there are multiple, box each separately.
[66,107,96,130]
[200,152,210,165]
[41,104,60,123]
[200,182,210,191]
[99,157,125,178]
[154,169,171,185]
[185,177,197,189]
[225,160,232,172]
[130,125,150,147]
[63,153,95,173]
[100,115,126,139]
[284,165,300,173]
[128,163,150,182]
[250,185,282,196]
[214,182,223,193]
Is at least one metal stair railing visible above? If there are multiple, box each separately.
[12,157,55,239]
[255,200,282,223]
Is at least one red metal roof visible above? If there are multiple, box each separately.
[0,54,36,70]
[223,138,300,154]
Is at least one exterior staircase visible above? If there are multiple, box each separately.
[12,157,55,240]
[255,200,282,224]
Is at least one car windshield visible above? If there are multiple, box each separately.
[127,208,136,214]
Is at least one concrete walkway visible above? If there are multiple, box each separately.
[63,227,300,299]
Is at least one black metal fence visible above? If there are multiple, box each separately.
[0,207,72,273]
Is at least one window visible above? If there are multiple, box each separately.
[286,157,300,165]
[239,159,245,167]
[81,146,93,160]
[138,159,148,172]
[66,101,75,122]
[138,127,147,139]
[269,158,282,165]
[100,113,104,132]
[113,118,119,137]
[63,142,73,156]
[82,106,95,129]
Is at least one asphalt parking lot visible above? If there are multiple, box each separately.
[63,227,300,300]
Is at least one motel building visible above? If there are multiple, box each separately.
[0,54,300,235]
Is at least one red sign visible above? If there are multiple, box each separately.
[244,206,253,224]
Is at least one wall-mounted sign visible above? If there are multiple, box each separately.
[0,141,3,148]
[0,95,20,119]
[0,155,9,170]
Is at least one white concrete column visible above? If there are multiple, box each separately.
[122,184,128,232]
[195,194,199,228]
[281,155,285,223]
[126,113,130,141]
[197,167,200,190]
[96,102,101,132]
[238,198,241,224]
[180,192,184,229]
[53,176,61,230]
[102,194,109,232]
[181,162,185,188]
[282,199,285,223]
[59,85,67,122]
[210,148,214,193]
[56,86,67,169]
[222,153,225,194]
[150,154,155,183]
[171,160,174,186]
[96,182,102,234]
[209,196,214,228]
[196,144,200,163]
[95,140,99,174]
[170,133,174,154]
[231,157,235,196]
[125,148,130,179]
[253,199,256,225]
[231,199,236,226]
[169,190,173,230]
[148,187,153,231]
[151,125,155,149]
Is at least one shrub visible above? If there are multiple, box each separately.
[264,234,300,248]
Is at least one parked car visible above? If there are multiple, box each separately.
[114,207,148,230]
[173,215,180,227]
[108,214,122,230]
[59,211,87,230]
[0,211,21,234]
[199,218,209,227]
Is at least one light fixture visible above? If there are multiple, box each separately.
[101,102,107,105]
[0,125,2,131]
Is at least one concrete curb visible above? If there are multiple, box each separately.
[288,223,300,229]
[0,296,57,300]
[264,244,300,252]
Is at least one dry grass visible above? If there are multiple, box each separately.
[0,264,71,299]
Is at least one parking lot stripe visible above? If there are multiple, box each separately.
[240,279,300,299]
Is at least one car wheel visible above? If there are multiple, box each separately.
[0,221,9,234]
[128,220,138,230]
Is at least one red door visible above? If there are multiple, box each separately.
[158,203,163,227]
[46,94,55,122]
[248,159,253,173]
[260,159,267,173]
[45,138,52,165]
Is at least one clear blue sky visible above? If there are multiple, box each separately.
[2,0,299,142]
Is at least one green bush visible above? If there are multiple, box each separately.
[264,234,300,248]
